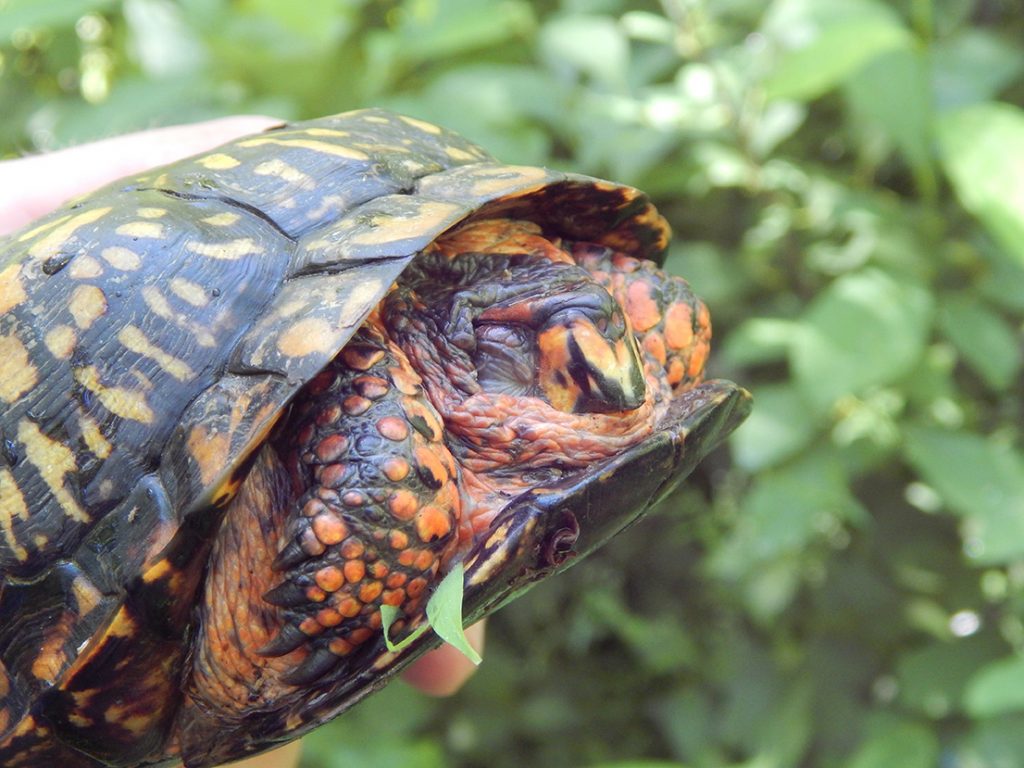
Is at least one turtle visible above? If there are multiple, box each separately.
[0,108,750,767]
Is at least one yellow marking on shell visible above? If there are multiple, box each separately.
[0,468,29,561]
[467,166,549,197]
[353,142,409,154]
[141,285,174,318]
[198,153,241,170]
[100,246,142,271]
[78,411,112,459]
[349,201,465,246]
[446,146,476,161]
[72,574,104,615]
[364,114,390,124]
[67,712,94,728]
[0,263,27,314]
[45,325,77,359]
[116,221,165,239]
[185,237,264,260]
[276,317,340,357]
[68,255,103,279]
[467,543,510,587]
[137,207,168,219]
[237,136,370,161]
[0,334,37,402]
[118,325,195,382]
[106,610,138,638]
[302,128,350,138]
[68,284,108,330]
[201,212,240,227]
[186,426,230,488]
[25,207,111,259]
[399,115,442,134]
[254,158,313,184]
[169,277,210,307]
[340,276,385,316]
[74,365,155,424]
[17,419,89,523]
[17,211,71,242]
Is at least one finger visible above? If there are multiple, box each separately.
[401,621,486,697]
[217,739,302,768]
[0,115,280,236]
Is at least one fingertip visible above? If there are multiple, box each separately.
[401,621,486,697]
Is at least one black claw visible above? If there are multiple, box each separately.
[262,580,309,608]
[282,645,342,686]
[272,538,308,571]
[256,623,308,657]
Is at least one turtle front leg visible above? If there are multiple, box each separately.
[179,322,462,750]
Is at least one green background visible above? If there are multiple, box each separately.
[3,1,1024,766]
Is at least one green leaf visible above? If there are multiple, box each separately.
[0,0,115,38]
[730,383,819,471]
[897,636,1005,717]
[903,426,1024,564]
[380,563,479,664]
[932,29,1024,111]
[539,15,629,90]
[938,102,1024,268]
[847,717,939,768]
[762,0,911,100]
[426,562,481,665]
[964,655,1024,717]
[380,605,431,654]
[938,295,1022,390]
[844,47,937,197]
[790,268,934,412]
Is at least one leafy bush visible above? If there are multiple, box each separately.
[4,0,1024,765]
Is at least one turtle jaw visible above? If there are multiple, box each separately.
[457,378,751,620]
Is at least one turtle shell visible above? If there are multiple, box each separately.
[0,108,669,764]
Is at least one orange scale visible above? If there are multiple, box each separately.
[316,608,343,627]
[389,365,421,396]
[335,596,362,618]
[340,538,365,559]
[329,638,354,656]
[343,560,365,583]
[359,581,383,603]
[386,572,408,589]
[354,375,390,400]
[382,588,405,607]
[314,566,344,592]
[305,586,327,603]
[397,549,417,567]
[370,561,389,579]
[402,397,443,441]
[625,279,662,333]
[342,490,365,507]
[367,611,382,630]
[643,332,668,366]
[315,404,342,427]
[413,445,449,486]
[406,577,428,598]
[319,462,348,488]
[389,530,409,550]
[415,505,452,543]
[299,528,327,557]
[664,303,695,350]
[343,395,372,416]
[341,347,385,371]
[413,550,435,571]
[388,488,419,520]
[348,627,373,645]
[313,434,350,462]
[312,513,348,545]
[666,357,685,387]
[381,456,410,482]
[377,415,410,441]
[299,617,323,636]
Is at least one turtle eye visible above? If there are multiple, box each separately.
[536,307,646,414]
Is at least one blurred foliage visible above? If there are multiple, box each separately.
[4,0,1024,766]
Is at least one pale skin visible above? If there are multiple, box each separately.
[0,117,485,768]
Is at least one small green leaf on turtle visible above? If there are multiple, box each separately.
[380,604,431,653]
[426,562,481,665]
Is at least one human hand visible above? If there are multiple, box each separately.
[0,118,485,767]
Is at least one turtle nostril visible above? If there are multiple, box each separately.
[543,513,580,567]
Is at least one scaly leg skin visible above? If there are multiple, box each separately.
[181,218,711,743]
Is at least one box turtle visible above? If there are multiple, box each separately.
[0,108,750,767]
